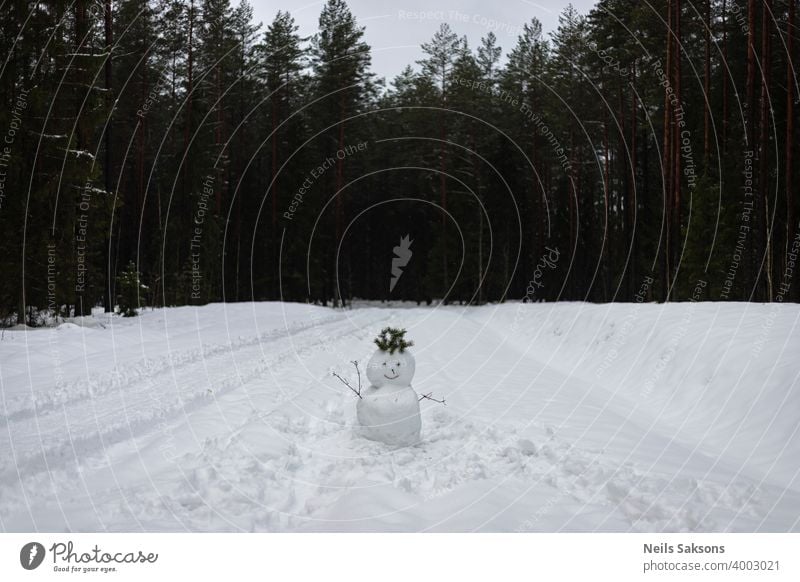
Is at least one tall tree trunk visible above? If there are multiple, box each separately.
[137,68,148,229]
[704,0,711,165]
[335,91,346,307]
[271,88,279,298]
[439,66,448,300]
[629,61,638,300]
[530,86,544,288]
[662,0,674,300]
[672,0,682,299]
[722,0,730,151]
[235,39,246,301]
[746,0,758,298]
[215,65,223,213]
[787,0,797,301]
[104,0,113,312]
[468,127,483,304]
[759,0,773,300]
[74,0,88,316]
[184,0,195,245]
[569,128,577,299]
[271,96,278,229]
[746,0,757,147]
[603,112,610,301]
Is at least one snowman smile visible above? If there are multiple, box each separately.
[383,371,399,380]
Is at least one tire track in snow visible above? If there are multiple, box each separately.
[1,314,347,422]
[0,311,389,483]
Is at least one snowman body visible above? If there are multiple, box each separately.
[356,348,421,447]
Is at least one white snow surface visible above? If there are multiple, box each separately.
[1,301,798,532]
[357,384,422,447]
[356,348,421,447]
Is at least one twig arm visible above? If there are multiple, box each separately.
[418,392,446,405]
[351,360,362,394]
[332,371,362,399]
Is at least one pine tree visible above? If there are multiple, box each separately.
[502,19,550,297]
[2,0,800,318]
[549,5,591,299]
[311,0,372,306]
[117,260,146,316]
[257,10,304,297]
[417,23,463,300]
[225,0,261,301]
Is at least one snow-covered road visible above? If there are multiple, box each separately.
[1,301,798,531]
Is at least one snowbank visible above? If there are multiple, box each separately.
[0,301,797,532]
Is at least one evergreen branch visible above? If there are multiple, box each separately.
[374,326,414,353]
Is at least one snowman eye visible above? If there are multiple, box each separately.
[382,362,386,367]
[396,362,401,366]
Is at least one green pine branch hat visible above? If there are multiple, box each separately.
[374,327,414,354]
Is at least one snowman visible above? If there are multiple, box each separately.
[356,327,422,447]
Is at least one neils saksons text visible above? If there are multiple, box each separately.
[644,543,725,554]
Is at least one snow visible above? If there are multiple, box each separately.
[64,149,96,159]
[365,347,417,387]
[356,347,421,447]
[0,301,798,532]
[357,383,422,447]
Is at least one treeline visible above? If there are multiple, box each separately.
[0,0,797,322]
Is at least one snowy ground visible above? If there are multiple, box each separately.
[1,301,798,532]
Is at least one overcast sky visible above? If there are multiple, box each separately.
[250,0,598,82]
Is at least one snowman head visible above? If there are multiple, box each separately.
[366,348,415,387]
[366,327,416,387]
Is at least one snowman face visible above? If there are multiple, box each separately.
[366,349,416,387]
